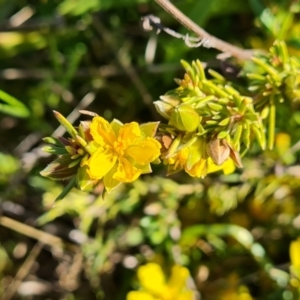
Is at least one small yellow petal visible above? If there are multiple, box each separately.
[86,148,117,179]
[126,291,155,300]
[186,158,206,177]
[90,116,116,146]
[137,263,166,295]
[126,138,161,165]
[221,159,236,175]
[113,157,142,182]
[206,157,235,175]
[118,122,142,145]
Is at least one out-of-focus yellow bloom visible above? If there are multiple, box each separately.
[217,274,253,300]
[165,138,235,178]
[127,263,194,300]
[290,237,300,268]
[85,117,161,192]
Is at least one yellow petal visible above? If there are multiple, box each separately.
[176,291,194,300]
[113,157,142,182]
[103,163,121,193]
[118,122,142,145]
[126,138,161,165]
[137,263,166,296]
[221,159,236,175]
[206,157,235,175]
[186,158,206,177]
[290,238,300,268]
[126,291,155,300]
[86,148,117,179]
[90,116,116,147]
[186,137,205,170]
[167,265,190,292]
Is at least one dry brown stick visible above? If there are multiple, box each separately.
[154,0,253,60]
[0,216,77,251]
[1,242,44,300]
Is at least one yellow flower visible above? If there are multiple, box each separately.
[85,117,161,192]
[127,263,194,300]
[290,238,300,268]
[165,137,235,178]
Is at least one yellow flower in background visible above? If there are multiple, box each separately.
[85,116,161,192]
[127,263,194,300]
[290,237,300,268]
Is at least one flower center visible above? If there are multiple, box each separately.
[113,139,126,157]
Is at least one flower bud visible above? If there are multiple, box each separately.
[284,74,300,102]
[206,138,230,166]
[169,104,200,132]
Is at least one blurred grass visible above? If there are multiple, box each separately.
[1,0,300,299]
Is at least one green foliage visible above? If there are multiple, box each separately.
[2,0,300,299]
[0,89,29,118]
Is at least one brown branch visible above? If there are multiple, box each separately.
[154,0,254,60]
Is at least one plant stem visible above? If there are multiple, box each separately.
[154,0,253,60]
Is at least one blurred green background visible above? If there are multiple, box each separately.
[1,0,300,299]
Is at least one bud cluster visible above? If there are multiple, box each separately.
[41,40,299,199]
[246,40,300,149]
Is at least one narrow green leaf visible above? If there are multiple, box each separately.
[0,90,30,118]
[55,177,76,201]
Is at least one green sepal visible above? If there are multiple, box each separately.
[165,134,182,159]
[252,125,266,150]
[40,155,78,180]
[205,120,218,126]
[180,60,195,79]
[76,165,101,192]
[208,69,225,82]
[76,135,87,147]
[251,57,281,82]
[261,105,270,119]
[103,164,121,193]
[219,118,231,126]
[242,123,251,148]
[268,98,276,150]
[246,73,266,81]
[42,145,68,155]
[194,60,206,80]
[110,118,123,136]
[202,80,228,98]
[207,102,223,112]
[140,122,160,138]
[195,95,215,107]
[43,137,64,146]
[233,124,243,150]
[53,110,78,139]
[153,100,176,120]
[68,158,81,168]
[217,131,228,139]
